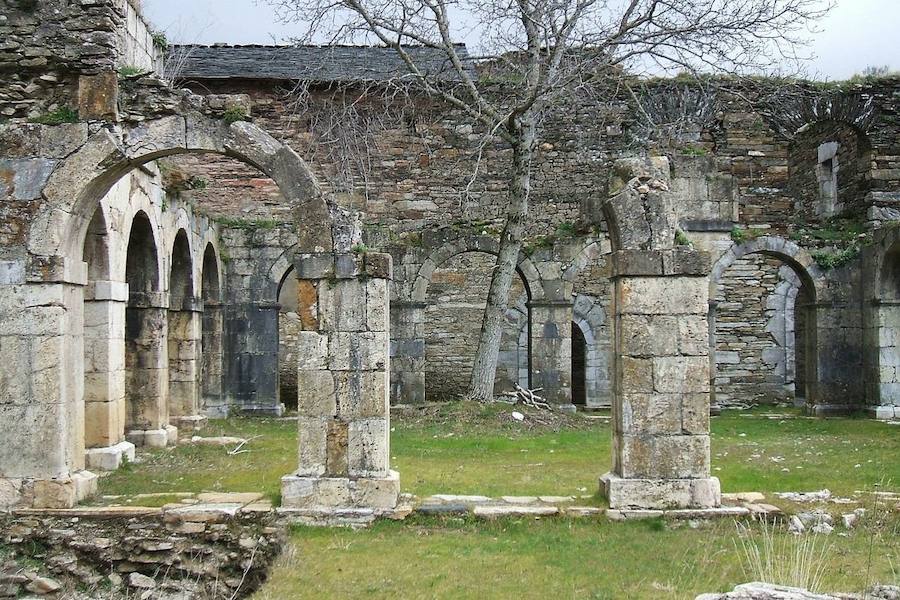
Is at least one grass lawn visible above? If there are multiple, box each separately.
[95,405,900,599]
[98,404,900,502]
[254,514,900,600]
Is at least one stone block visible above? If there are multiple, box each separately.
[366,278,389,332]
[296,332,328,369]
[348,418,389,477]
[319,279,366,332]
[280,471,399,510]
[364,252,393,279]
[613,250,664,276]
[653,356,709,393]
[619,315,678,356]
[336,371,388,419]
[325,419,349,476]
[295,253,334,279]
[72,470,98,503]
[682,393,710,434]
[328,332,388,371]
[621,393,681,434]
[296,370,337,417]
[78,72,118,121]
[85,441,135,472]
[618,277,707,315]
[677,315,709,356]
[32,478,77,509]
[296,417,328,476]
[620,358,654,393]
[618,434,710,479]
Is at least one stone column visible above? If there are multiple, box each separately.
[0,256,97,508]
[167,296,205,431]
[390,301,426,405]
[528,299,574,408]
[83,280,135,471]
[125,291,175,448]
[201,300,225,417]
[281,252,399,513]
[601,249,721,510]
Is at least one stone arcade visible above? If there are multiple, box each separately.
[1,0,899,513]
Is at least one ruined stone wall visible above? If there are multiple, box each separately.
[0,0,163,120]
[0,511,283,599]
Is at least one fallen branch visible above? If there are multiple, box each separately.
[228,435,262,455]
[500,384,552,411]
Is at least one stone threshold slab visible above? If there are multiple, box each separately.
[607,506,751,521]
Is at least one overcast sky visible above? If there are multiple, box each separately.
[142,0,899,81]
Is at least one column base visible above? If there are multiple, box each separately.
[865,405,899,420]
[600,472,721,510]
[281,470,400,512]
[126,426,178,448]
[85,441,136,471]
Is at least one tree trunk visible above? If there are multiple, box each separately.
[467,116,535,402]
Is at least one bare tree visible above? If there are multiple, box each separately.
[266,0,831,402]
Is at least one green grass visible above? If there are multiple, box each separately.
[96,405,900,599]
[253,514,900,599]
[97,406,900,501]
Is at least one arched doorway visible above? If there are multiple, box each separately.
[167,229,202,430]
[200,243,225,417]
[82,206,115,457]
[124,211,170,448]
[709,237,820,411]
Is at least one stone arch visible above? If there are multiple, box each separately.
[200,242,222,304]
[572,294,611,408]
[30,116,332,269]
[123,211,171,447]
[81,204,115,461]
[276,262,300,410]
[411,235,544,302]
[200,242,225,416]
[709,236,823,409]
[167,229,201,427]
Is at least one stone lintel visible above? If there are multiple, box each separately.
[281,471,400,511]
[600,472,721,510]
[294,252,393,281]
[612,249,710,277]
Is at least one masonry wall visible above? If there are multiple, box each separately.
[714,254,797,406]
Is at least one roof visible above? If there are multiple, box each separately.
[171,44,474,83]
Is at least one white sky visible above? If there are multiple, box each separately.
[142,0,900,80]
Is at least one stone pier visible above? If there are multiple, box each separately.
[281,252,400,512]
[601,249,721,509]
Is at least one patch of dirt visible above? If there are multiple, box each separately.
[391,401,605,434]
